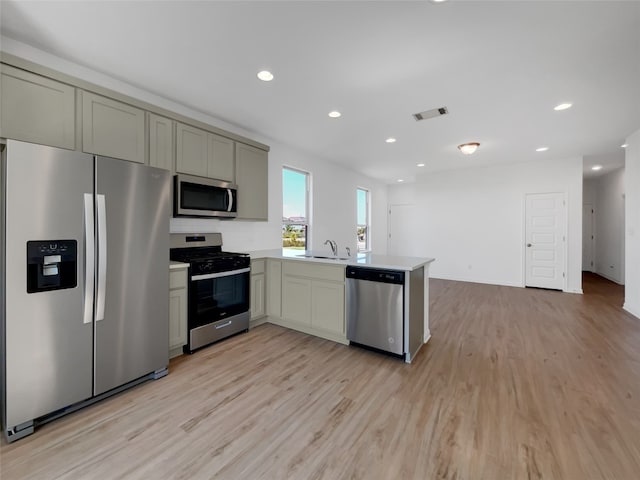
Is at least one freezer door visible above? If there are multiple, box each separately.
[94,157,170,395]
[3,140,94,429]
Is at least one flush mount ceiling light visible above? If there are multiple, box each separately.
[536,147,549,152]
[430,0,449,3]
[385,138,396,143]
[554,102,572,111]
[256,70,273,82]
[328,111,341,118]
[397,179,404,182]
[592,165,603,171]
[457,142,480,155]
[621,143,628,148]
[417,163,425,167]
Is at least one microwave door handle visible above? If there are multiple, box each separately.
[227,189,233,212]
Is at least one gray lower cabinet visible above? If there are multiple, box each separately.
[0,64,75,150]
[148,113,174,172]
[250,259,266,324]
[169,267,188,357]
[274,261,346,343]
[82,91,145,163]
[236,143,268,220]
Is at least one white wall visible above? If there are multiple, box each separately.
[582,178,596,271]
[388,157,584,293]
[1,37,388,255]
[624,128,640,318]
[593,168,625,284]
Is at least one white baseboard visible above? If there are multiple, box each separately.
[623,302,640,320]
[565,288,583,295]
[595,271,625,285]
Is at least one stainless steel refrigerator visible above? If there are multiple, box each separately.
[1,140,171,442]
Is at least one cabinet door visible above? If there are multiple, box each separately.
[1,65,75,150]
[169,269,188,355]
[208,133,235,181]
[82,91,145,163]
[176,123,208,177]
[251,273,266,320]
[169,287,188,352]
[267,260,282,317]
[311,281,345,335]
[149,113,174,172]
[282,276,312,325]
[235,143,268,220]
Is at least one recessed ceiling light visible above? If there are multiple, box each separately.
[621,143,628,148]
[417,163,425,167]
[385,138,397,143]
[328,111,341,118]
[430,0,449,3]
[592,165,603,171]
[256,70,273,82]
[457,142,480,155]
[536,147,549,152]
[554,103,572,111]
[397,179,404,183]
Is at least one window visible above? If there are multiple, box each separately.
[282,167,310,251]
[357,188,370,251]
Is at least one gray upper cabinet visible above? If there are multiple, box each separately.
[176,122,208,177]
[208,133,234,182]
[236,143,268,221]
[148,113,174,172]
[176,123,235,181]
[0,65,75,150]
[82,91,145,163]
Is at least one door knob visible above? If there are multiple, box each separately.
[527,243,532,247]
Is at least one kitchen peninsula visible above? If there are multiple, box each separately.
[248,250,435,363]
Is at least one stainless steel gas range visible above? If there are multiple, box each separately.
[170,233,250,353]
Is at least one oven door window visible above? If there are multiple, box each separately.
[181,181,233,212]
[191,272,249,328]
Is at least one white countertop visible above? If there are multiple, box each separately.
[170,261,189,270]
[248,249,434,271]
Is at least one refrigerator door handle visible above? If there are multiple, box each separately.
[96,194,107,322]
[83,194,95,324]
[227,188,233,212]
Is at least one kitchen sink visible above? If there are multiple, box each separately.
[297,254,351,261]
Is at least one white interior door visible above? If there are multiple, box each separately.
[525,193,566,290]
[388,204,417,256]
[582,204,594,271]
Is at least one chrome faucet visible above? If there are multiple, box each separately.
[345,247,351,257]
[324,239,338,256]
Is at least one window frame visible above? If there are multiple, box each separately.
[282,166,311,252]
[357,187,371,252]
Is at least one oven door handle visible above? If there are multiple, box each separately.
[191,267,251,281]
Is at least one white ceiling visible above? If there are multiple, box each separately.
[1,1,639,183]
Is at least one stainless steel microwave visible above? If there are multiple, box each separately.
[174,174,238,218]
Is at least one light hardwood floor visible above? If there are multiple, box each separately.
[2,274,639,479]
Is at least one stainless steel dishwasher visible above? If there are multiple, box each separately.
[346,266,404,355]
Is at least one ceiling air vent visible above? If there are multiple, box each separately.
[413,106,448,121]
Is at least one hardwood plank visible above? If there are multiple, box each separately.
[2,273,639,479]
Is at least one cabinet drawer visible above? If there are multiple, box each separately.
[170,269,188,289]
[251,259,265,275]
[283,261,344,282]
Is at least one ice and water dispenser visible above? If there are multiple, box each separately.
[26,240,77,293]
